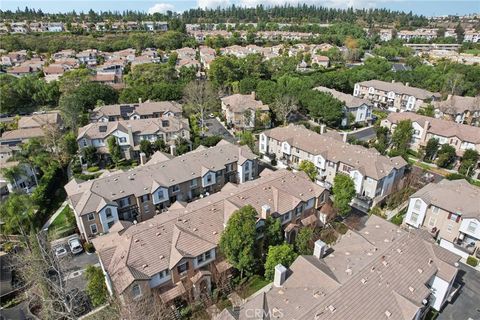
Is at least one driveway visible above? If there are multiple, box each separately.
[439,263,480,320]
[204,118,236,144]
[347,126,376,142]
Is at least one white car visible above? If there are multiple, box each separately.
[54,245,68,259]
[68,236,83,255]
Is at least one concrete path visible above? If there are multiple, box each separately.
[42,200,68,231]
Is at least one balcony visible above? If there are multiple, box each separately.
[454,237,477,255]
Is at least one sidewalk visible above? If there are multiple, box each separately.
[42,200,68,231]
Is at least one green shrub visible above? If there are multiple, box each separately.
[466,256,479,267]
[390,213,404,226]
[84,242,95,253]
[87,166,99,172]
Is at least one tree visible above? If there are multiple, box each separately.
[295,227,314,255]
[423,138,439,162]
[332,174,356,216]
[459,149,479,177]
[264,216,283,249]
[61,131,79,157]
[436,144,457,169]
[243,109,254,129]
[81,146,98,167]
[238,131,255,152]
[299,160,318,182]
[59,92,84,131]
[271,94,298,125]
[302,91,344,127]
[0,193,35,238]
[374,126,389,155]
[264,244,298,281]
[139,140,153,157]
[391,120,413,155]
[416,104,435,117]
[58,68,91,93]
[107,136,123,164]
[183,80,218,136]
[219,205,257,278]
[85,265,108,307]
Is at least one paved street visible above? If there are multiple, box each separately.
[204,118,236,143]
[346,126,376,142]
[439,263,480,320]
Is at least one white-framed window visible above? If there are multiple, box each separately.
[159,269,170,279]
[226,163,233,172]
[190,179,197,188]
[411,212,419,223]
[105,208,112,219]
[132,284,142,298]
[119,137,127,143]
[428,217,436,227]
[90,223,98,234]
[467,221,477,233]
[295,205,303,217]
[206,174,212,184]
[82,140,87,147]
[88,213,95,221]
[177,262,188,275]
[244,161,250,171]
[158,189,164,199]
[431,206,439,215]
[447,224,453,233]
[413,199,422,211]
[172,185,179,193]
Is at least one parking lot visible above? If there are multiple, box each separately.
[439,263,480,320]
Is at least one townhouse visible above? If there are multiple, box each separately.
[89,101,183,122]
[433,95,480,126]
[65,140,259,241]
[397,28,438,41]
[90,169,327,304]
[219,215,460,320]
[381,112,480,160]
[221,92,270,131]
[464,29,480,43]
[314,86,373,125]
[353,80,440,112]
[378,28,393,41]
[404,179,480,259]
[77,116,190,160]
[259,125,407,210]
[76,49,100,67]
[0,111,63,146]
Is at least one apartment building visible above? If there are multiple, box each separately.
[89,101,183,122]
[464,29,480,43]
[77,116,190,160]
[397,28,438,41]
[404,179,480,259]
[379,28,393,41]
[0,111,63,146]
[65,140,258,241]
[404,43,461,53]
[433,95,480,126]
[259,125,407,210]
[221,92,270,130]
[381,112,480,158]
[90,169,327,304]
[353,80,440,112]
[314,86,373,125]
[219,215,460,320]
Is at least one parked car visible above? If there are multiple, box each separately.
[54,245,68,259]
[68,236,83,255]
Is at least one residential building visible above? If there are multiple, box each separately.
[89,101,183,122]
[353,80,440,112]
[0,161,38,194]
[76,49,100,67]
[221,92,270,130]
[0,112,62,146]
[259,125,407,210]
[219,215,460,320]
[379,28,393,41]
[77,116,190,160]
[381,112,480,161]
[65,140,259,241]
[432,95,480,126]
[90,169,327,304]
[311,54,330,67]
[464,29,480,43]
[404,179,480,259]
[397,28,438,41]
[314,86,373,125]
[404,43,461,53]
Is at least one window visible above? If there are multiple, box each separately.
[107,221,115,229]
[141,194,150,202]
[105,208,112,219]
[90,224,98,234]
[447,224,453,233]
[190,179,197,188]
[411,212,419,223]
[431,206,439,215]
[226,163,233,172]
[132,284,142,298]
[158,189,164,199]
[82,140,87,147]
[119,137,127,143]
[244,162,250,171]
[159,269,170,279]
[467,221,477,233]
[428,217,436,227]
[172,185,179,193]
[413,199,422,211]
[449,213,460,222]
[205,250,211,260]
[295,205,303,217]
[88,213,95,221]
[206,174,212,184]
[177,262,188,275]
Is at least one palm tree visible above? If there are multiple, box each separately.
[0,165,26,190]
[0,193,36,248]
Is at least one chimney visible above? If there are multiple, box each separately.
[139,152,147,165]
[447,94,452,100]
[314,240,327,259]
[170,144,176,156]
[261,204,271,219]
[138,97,142,104]
[391,80,395,83]
[127,125,134,147]
[405,82,410,87]
[342,133,348,143]
[273,264,287,287]
[251,91,256,100]
[320,124,326,135]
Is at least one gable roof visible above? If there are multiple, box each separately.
[221,93,269,113]
[357,80,439,100]
[314,86,372,109]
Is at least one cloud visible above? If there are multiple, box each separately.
[197,0,232,9]
[148,3,175,14]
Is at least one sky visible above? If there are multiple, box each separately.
[0,0,479,17]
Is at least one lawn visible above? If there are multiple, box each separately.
[238,275,270,299]
[48,206,76,240]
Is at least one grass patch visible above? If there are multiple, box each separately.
[466,256,479,267]
[390,212,405,226]
[238,275,270,299]
[48,206,76,240]
[332,221,348,235]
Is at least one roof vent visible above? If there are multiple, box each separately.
[385,310,392,318]
[382,261,388,267]
[396,248,402,254]
[418,268,423,274]
[142,264,148,269]
[428,258,433,265]
[327,305,336,313]
[409,286,415,293]
[361,278,367,284]
[213,231,217,235]
[156,232,161,236]
[134,239,139,243]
